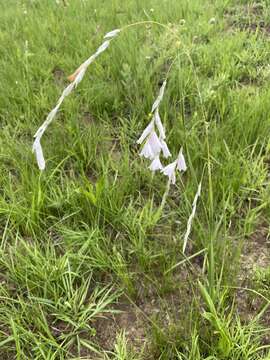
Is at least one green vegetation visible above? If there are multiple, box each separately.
[1,0,270,358]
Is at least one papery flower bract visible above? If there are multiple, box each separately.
[149,156,163,172]
[104,29,121,39]
[151,80,167,113]
[137,121,154,144]
[176,148,187,172]
[183,182,202,253]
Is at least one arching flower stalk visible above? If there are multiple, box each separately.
[137,80,171,171]
[32,29,121,170]
[182,182,201,253]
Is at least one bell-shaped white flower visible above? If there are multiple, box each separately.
[154,109,165,139]
[176,148,187,172]
[161,148,187,184]
[149,155,163,172]
[140,142,154,159]
[161,161,177,184]
[137,120,154,144]
[148,131,162,155]
[160,139,171,158]
[139,131,162,160]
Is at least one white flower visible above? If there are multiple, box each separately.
[161,148,187,184]
[149,156,163,172]
[148,131,162,156]
[161,162,177,184]
[154,109,165,139]
[137,120,154,144]
[160,139,171,158]
[176,148,187,172]
[139,131,162,160]
[104,29,121,39]
[140,142,154,159]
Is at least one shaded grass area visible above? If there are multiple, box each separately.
[1,0,270,358]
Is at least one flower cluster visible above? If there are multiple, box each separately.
[33,28,121,170]
[137,81,187,184]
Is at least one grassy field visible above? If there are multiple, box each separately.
[1,0,270,358]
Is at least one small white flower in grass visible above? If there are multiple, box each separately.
[140,131,162,160]
[149,155,163,172]
[161,148,187,184]
[137,120,154,144]
[148,131,162,155]
[140,142,154,159]
[160,139,171,158]
[154,109,165,139]
[162,161,177,184]
[182,182,201,253]
[176,148,187,172]
[104,29,121,39]
[137,80,170,163]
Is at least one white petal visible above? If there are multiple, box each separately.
[176,148,187,172]
[148,131,162,155]
[161,161,176,178]
[137,121,154,144]
[104,29,121,39]
[154,109,165,139]
[151,80,167,113]
[139,142,154,159]
[33,138,45,170]
[160,140,171,158]
[149,156,163,172]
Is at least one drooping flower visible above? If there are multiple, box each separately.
[149,155,163,172]
[137,80,171,163]
[176,148,187,171]
[161,148,187,184]
[161,161,177,184]
[139,130,162,160]
[160,139,171,158]
[137,121,154,145]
